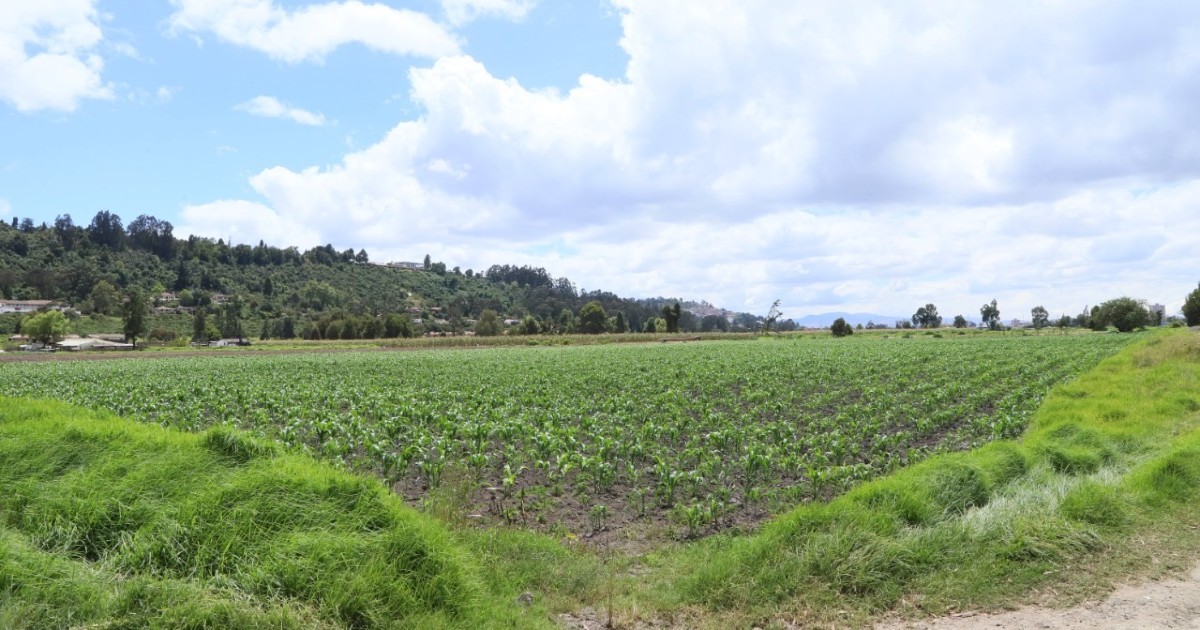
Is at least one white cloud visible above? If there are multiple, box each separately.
[185,1,1200,317]
[178,199,322,246]
[440,0,537,26]
[167,0,460,63]
[235,95,326,126]
[0,0,112,112]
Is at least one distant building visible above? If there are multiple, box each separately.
[386,261,424,271]
[1147,303,1166,325]
[0,300,53,314]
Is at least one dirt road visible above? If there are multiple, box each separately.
[882,564,1200,629]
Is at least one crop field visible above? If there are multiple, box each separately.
[0,333,1137,539]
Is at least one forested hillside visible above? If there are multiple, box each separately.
[0,212,760,340]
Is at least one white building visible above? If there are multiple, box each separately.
[0,300,53,314]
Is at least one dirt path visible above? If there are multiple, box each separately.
[880,564,1200,630]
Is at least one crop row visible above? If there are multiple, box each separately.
[0,334,1136,537]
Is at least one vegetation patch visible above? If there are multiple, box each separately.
[0,399,548,629]
[0,334,1134,541]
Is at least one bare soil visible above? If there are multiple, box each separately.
[879,563,1200,630]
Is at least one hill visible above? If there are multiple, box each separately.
[0,212,761,340]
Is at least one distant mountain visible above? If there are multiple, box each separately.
[789,312,907,328]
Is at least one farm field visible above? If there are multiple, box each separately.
[0,332,1139,541]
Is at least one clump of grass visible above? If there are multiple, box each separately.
[0,398,546,629]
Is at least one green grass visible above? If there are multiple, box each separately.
[3,330,1199,628]
[0,400,572,629]
[652,330,1200,627]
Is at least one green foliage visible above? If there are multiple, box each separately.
[1031,305,1049,329]
[474,309,502,336]
[122,288,149,346]
[911,303,942,328]
[1183,283,1200,326]
[19,310,68,345]
[830,317,853,337]
[679,331,1200,617]
[952,314,968,328]
[980,299,1000,330]
[577,301,607,334]
[89,280,118,315]
[0,398,542,628]
[1094,297,1150,332]
[0,334,1136,533]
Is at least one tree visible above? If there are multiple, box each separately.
[613,311,628,333]
[980,299,1000,330]
[911,303,942,328]
[761,299,783,334]
[192,309,209,343]
[662,302,681,333]
[1031,305,1050,330]
[423,254,432,271]
[122,288,149,347]
[700,314,729,332]
[1184,283,1200,327]
[952,314,968,328]
[831,317,853,337]
[578,301,608,334]
[384,313,414,338]
[1094,297,1150,333]
[20,310,68,345]
[87,210,125,250]
[90,280,119,315]
[475,309,503,336]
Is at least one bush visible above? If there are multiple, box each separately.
[830,318,853,337]
[1093,297,1150,333]
[1184,283,1200,327]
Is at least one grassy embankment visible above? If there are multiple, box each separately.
[2,330,1198,628]
[0,401,600,629]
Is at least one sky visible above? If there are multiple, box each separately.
[3,1,1199,321]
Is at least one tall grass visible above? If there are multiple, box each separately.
[0,401,552,629]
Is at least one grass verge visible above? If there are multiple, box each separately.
[0,400,582,629]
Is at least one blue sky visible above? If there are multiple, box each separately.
[3,1,1200,321]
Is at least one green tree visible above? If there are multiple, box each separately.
[384,314,414,338]
[1184,283,1200,326]
[20,310,68,345]
[980,299,1000,330]
[192,309,209,343]
[912,303,942,328]
[475,309,503,336]
[761,299,783,335]
[662,302,681,333]
[830,317,853,337]
[613,311,628,333]
[90,280,119,315]
[122,288,149,347]
[518,315,540,335]
[1031,305,1049,329]
[299,280,340,311]
[1094,297,1150,333]
[578,301,608,334]
[952,314,968,328]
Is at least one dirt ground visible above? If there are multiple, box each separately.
[879,563,1200,630]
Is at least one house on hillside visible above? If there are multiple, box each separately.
[0,300,53,314]
[209,338,251,348]
[386,261,424,271]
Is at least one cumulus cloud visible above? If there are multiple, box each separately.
[440,0,537,26]
[167,0,460,63]
[183,1,1200,316]
[177,199,322,246]
[0,0,112,112]
[235,95,326,125]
